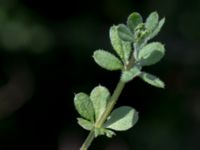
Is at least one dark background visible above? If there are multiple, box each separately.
[0,0,200,149]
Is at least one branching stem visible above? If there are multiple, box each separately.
[80,53,135,150]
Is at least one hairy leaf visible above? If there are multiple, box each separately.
[118,24,133,42]
[150,18,165,39]
[110,25,124,59]
[110,26,132,63]
[145,11,159,32]
[127,12,143,32]
[93,50,123,71]
[140,72,165,88]
[138,42,165,66]
[74,93,95,121]
[90,85,110,120]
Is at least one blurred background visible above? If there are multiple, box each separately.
[0,0,200,149]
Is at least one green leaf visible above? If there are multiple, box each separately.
[104,106,139,131]
[93,50,123,71]
[137,42,165,66]
[110,25,124,60]
[121,65,141,82]
[127,12,143,32]
[90,85,110,120]
[77,118,93,131]
[150,18,165,39]
[122,41,132,64]
[145,11,159,32]
[140,72,165,88]
[110,25,132,64]
[74,93,95,121]
[118,24,133,42]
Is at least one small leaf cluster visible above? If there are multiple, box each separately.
[74,86,138,138]
[93,11,165,88]
[74,11,166,139]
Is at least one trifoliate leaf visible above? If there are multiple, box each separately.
[118,24,133,42]
[90,85,110,120]
[74,93,95,121]
[93,50,123,71]
[137,42,165,66]
[150,18,165,39]
[104,106,139,131]
[110,25,124,60]
[127,12,143,33]
[77,118,93,131]
[140,72,165,88]
[145,11,159,32]
[121,65,141,82]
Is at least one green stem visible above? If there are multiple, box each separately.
[80,130,95,150]
[95,80,126,127]
[79,79,126,150]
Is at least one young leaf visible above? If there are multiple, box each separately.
[77,118,94,131]
[118,24,133,42]
[145,11,159,32]
[74,93,95,121]
[133,23,150,53]
[137,42,165,66]
[90,85,110,120]
[110,25,124,59]
[150,18,165,39]
[121,65,141,82]
[104,106,139,131]
[93,50,123,71]
[140,72,165,88]
[127,12,143,32]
